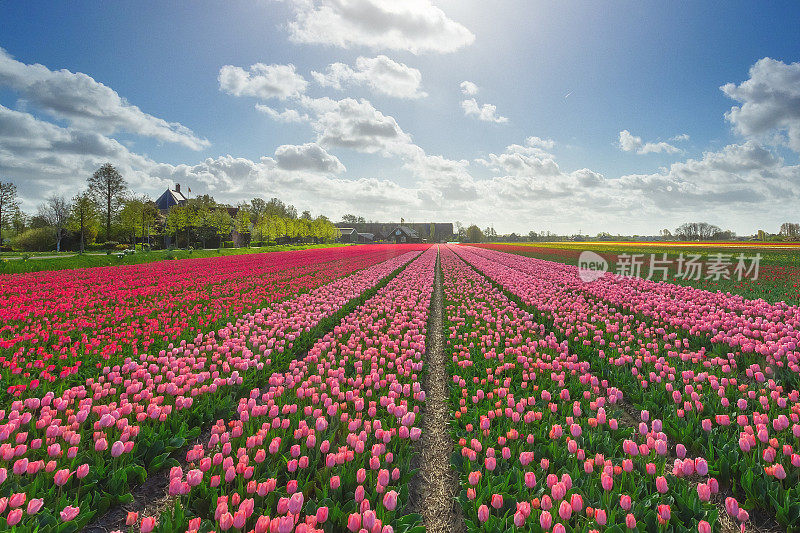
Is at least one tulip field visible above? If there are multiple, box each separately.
[1,243,800,532]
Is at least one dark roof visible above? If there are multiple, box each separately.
[334,222,453,241]
[155,188,187,211]
[358,233,374,239]
[390,225,420,238]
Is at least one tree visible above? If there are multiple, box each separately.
[300,210,312,220]
[68,193,99,253]
[429,222,436,243]
[0,181,19,240]
[466,225,485,243]
[779,222,800,239]
[675,222,724,241]
[38,195,71,252]
[235,206,252,243]
[341,213,366,224]
[88,163,127,241]
[11,207,27,234]
[120,197,158,248]
[165,204,197,247]
[209,208,233,246]
[251,198,267,241]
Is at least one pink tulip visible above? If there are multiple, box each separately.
[60,506,80,522]
[558,500,572,520]
[6,508,22,527]
[491,493,503,509]
[383,490,398,511]
[27,498,44,515]
[54,468,71,487]
[347,513,361,532]
[539,510,552,529]
[698,520,711,533]
[9,493,26,508]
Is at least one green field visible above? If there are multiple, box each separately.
[0,243,345,274]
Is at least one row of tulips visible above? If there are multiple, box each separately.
[440,245,719,532]
[0,246,419,397]
[138,246,438,533]
[0,247,424,532]
[469,245,800,390]
[453,244,800,529]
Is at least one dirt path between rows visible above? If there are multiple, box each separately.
[411,248,465,533]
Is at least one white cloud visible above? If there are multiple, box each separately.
[282,0,475,54]
[309,97,414,154]
[255,104,310,123]
[0,48,209,150]
[460,80,478,95]
[477,140,560,177]
[274,142,345,173]
[461,98,508,124]
[721,57,800,153]
[4,101,798,235]
[670,133,690,142]
[218,63,308,100]
[526,136,555,150]
[0,104,171,207]
[311,55,427,99]
[618,129,680,154]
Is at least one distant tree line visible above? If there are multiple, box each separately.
[452,220,799,243]
[1,164,339,252]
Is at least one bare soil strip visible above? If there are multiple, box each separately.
[412,248,465,533]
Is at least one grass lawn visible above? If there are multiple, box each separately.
[0,243,346,274]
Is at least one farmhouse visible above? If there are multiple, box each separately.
[388,226,422,244]
[334,222,454,242]
[337,227,358,243]
[155,184,188,213]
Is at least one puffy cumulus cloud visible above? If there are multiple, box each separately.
[274,142,345,173]
[461,98,508,124]
[311,55,427,99]
[310,97,414,154]
[616,141,799,210]
[526,136,556,151]
[218,63,308,100]
[254,104,310,123]
[153,154,423,215]
[468,136,800,233]
[618,129,680,154]
[404,152,478,201]
[476,139,560,176]
[0,48,208,150]
[460,80,478,95]
[721,57,800,153]
[0,105,172,209]
[282,0,475,54]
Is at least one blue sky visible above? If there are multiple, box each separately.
[1,1,799,235]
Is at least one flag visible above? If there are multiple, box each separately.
[188,187,192,193]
